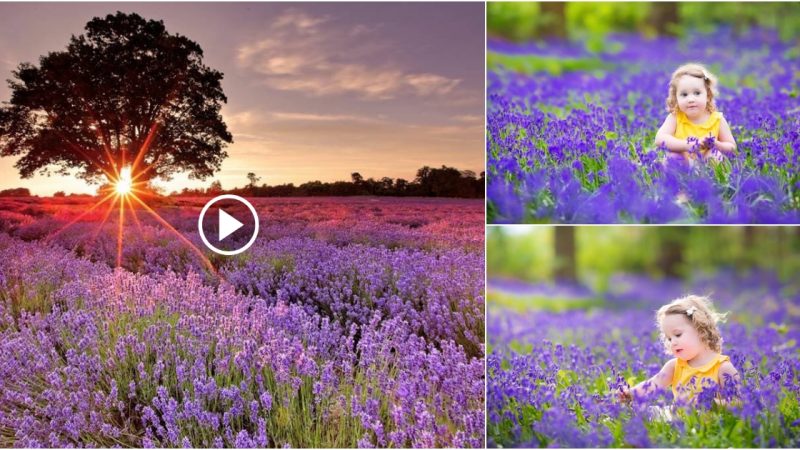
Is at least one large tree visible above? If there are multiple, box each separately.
[0,12,232,186]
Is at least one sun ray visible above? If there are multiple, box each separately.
[129,186,159,198]
[128,79,187,184]
[130,120,161,182]
[117,190,125,268]
[41,109,119,183]
[125,194,143,234]
[67,194,119,263]
[46,191,117,242]
[66,196,117,257]
[83,113,120,182]
[130,194,219,276]
[69,79,121,181]
[89,195,119,243]
[68,142,118,182]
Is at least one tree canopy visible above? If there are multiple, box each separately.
[0,12,232,185]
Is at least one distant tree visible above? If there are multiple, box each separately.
[414,166,434,195]
[476,171,486,197]
[207,180,223,195]
[739,227,757,269]
[53,191,66,197]
[395,178,409,195]
[649,2,679,36]
[379,177,394,194]
[554,227,577,281]
[246,172,261,187]
[539,2,567,38]
[299,180,327,196]
[659,228,685,277]
[0,187,32,197]
[0,12,232,186]
[184,165,484,199]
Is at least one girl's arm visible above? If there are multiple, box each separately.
[715,361,741,406]
[620,359,676,402]
[654,114,690,153]
[630,358,676,399]
[715,116,737,154]
[718,361,740,390]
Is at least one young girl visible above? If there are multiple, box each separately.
[624,295,739,404]
[654,63,737,161]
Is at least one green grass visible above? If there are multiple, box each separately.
[487,51,613,76]
[488,289,605,313]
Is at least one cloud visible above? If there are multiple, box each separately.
[269,111,384,124]
[206,105,483,189]
[453,114,485,124]
[236,8,461,100]
[405,74,461,96]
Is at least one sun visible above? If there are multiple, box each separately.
[116,166,133,195]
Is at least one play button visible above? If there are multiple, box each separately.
[218,209,243,241]
[198,194,259,255]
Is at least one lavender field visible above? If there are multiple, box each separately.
[487,271,800,447]
[0,196,485,447]
[487,28,800,223]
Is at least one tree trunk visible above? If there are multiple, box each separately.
[539,2,567,39]
[554,227,577,281]
[659,228,685,278]
[649,2,679,37]
[776,227,786,275]
[739,226,756,270]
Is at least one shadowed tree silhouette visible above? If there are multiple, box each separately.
[554,227,576,281]
[0,12,232,186]
[180,165,484,198]
[415,165,478,197]
[246,172,261,187]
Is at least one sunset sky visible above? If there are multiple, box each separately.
[0,3,484,196]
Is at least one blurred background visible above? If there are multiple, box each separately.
[487,2,800,45]
[487,226,800,311]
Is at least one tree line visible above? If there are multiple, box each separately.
[173,165,485,199]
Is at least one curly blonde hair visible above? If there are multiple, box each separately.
[665,63,718,115]
[656,295,728,354]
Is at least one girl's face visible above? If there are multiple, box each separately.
[675,75,708,118]
[661,313,707,361]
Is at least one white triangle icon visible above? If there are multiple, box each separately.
[218,209,244,241]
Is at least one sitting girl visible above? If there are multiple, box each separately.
[654,63,737,161]
[622,295,739,404]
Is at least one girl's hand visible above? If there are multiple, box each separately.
[615,387,632,404]
[700,135,716,151]
[715,141,736,153]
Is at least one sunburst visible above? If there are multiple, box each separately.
[115,166,133,196]
[45,124,218,276]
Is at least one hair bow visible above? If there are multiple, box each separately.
[686,306,697,317]
[701,70,709,81]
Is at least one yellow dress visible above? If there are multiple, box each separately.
[674,110,723,141]
[671,354,730,400]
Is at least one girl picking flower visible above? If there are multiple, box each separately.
[622,295,739,404]
[655,63,737,161]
